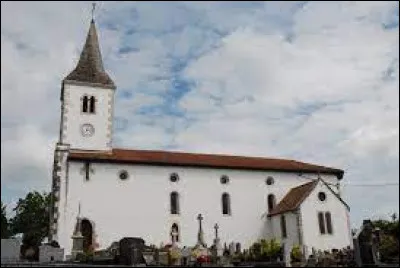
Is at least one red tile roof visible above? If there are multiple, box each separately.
[68,148,344,179]
[268,180,318,216]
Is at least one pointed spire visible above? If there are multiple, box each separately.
[64,18,115,89]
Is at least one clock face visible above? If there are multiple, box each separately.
[81,123,95,137]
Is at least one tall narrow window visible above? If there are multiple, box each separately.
[267,194,276,212]
[171,223,180,242]
[318,212,326,234]
[170,192,179,215]
[280,215,287,238]
[222,193,231,215]
[82,96,89,113]
[325,212,333,234]
[89,96,95,113]
[84,162,90,181]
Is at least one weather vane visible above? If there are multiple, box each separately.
[91,2,96,21]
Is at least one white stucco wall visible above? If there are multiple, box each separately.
[267,212,300,249]
[300,180,352,257]
[56,160,342,257]
[61,83,114,151]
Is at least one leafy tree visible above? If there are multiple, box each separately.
[10,191,52,246]
[372,216,399,263]
[1,201,10,239]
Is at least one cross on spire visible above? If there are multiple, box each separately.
[91,2,96,21]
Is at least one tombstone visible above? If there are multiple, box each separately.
[305,254,317,267]
[235,243,241,254]
[1,238,22,264]
[283,243,291,267]
[158,249,169,266]
[196,214,206,248]
[71,217,85,261]
[118,237,145,265]
[228,242,235,256]
[39,244,64,263]
[181,246,191,266]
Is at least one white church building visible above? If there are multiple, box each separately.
[49,18,353,259]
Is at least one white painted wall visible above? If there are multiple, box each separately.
[56,160,342,257]
[300,180,352,257]
[61,83,114,151]
[267,212,300,249]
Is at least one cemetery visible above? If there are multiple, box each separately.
[1,215,399,267]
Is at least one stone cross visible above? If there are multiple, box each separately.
[196,214,205,247]
[197,214,203,232]
[214,223,219,240]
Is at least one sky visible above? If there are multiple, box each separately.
[1,1,399,228]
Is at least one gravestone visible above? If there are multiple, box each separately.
[229,242,235,256]
[1,238,22,264]
[235,243,241,254]
[39,244,64,263]
[119,237,145,265]
[158,249,169,266]
[181,246,191,266]
[282,243,291,267]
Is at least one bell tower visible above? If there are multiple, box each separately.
[59,18,116,151]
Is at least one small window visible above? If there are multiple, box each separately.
[266,176,274,185]
[318,212,326,234]
[84,162,90,181]
[119,170,129,180]
[170,173,179,182]
[89,96,96,113]
[82,96,89,113]
[280,215,287,238]
[325,212,333,234]
[170,192,180,215]
[222,193,231,215]
[267,194,276,213]
[318,192,327,201]
[220,175,229,184]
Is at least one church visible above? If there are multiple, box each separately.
[49,17,353,259]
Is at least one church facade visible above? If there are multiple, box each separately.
[49,19,352,259]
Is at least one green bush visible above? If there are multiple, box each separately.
[290,244,302,262]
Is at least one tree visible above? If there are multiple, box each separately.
[1,201,10,239]
[372,216,399,263]
[10,191,52,246]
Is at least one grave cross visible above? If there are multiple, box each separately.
[197,213,203,232]
[214,223,219,240]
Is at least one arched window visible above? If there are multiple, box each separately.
[170,192,180,215]
[171,223,180,242]
[82,96,89,113]
[89,96,96,113]
[267,194,276,212]
[222,193,231,215]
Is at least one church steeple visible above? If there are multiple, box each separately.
[64,19,115,89]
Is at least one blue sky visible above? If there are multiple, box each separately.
[1,1,399,228]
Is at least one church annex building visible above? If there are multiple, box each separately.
[49,18,353,259]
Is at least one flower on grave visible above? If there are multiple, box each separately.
[169,248,181,260]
